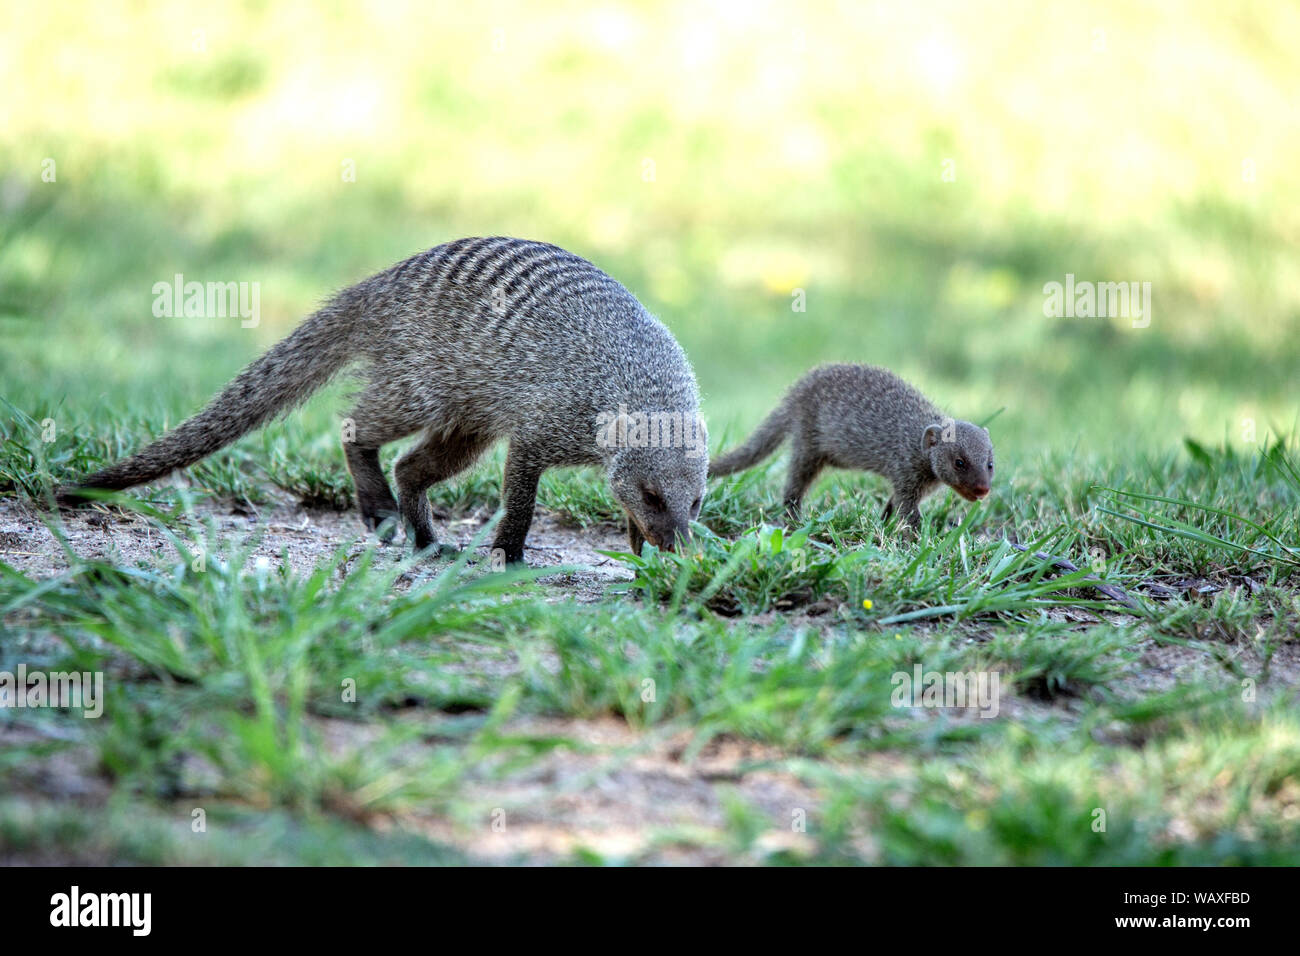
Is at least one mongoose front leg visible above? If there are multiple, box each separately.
[394,428,490,554]
[493,444,544,565]
[626,511,646,556]
[885,480,924,538]
[344,445,400,541]
[898,506,923,539]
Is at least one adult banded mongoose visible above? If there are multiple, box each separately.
[708,363,993,530]
[59,237,708,563]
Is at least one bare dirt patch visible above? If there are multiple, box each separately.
[0,494,633,603]
[5,493,1297,864]
[323,714,830,863]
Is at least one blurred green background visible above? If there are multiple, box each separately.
[3,0,1298,467]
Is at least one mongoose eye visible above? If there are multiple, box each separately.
[987,461,994,472]
[690,497,701,513]
[643,489,665,511]
[955,458,967,470]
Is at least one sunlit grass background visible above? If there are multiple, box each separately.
[3,1,1300,866]
[3,0,1297,463]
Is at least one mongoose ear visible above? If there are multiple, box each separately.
[922,424,943,451]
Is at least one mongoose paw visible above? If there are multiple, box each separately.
[408,535,443,556]
[370,513,400,544]
[401,527,462,560]
[491,542,526,566]
[409,542,461,562]
[54,486,94,509]
[400,517,443,555]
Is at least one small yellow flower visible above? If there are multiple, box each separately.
[861,598,873,610]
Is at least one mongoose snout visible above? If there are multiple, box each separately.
[923,420,994,503]
[608,442,706,555]
[709,363,995,532]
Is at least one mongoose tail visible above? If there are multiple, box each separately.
[57,293,361,505]
[707,402,793,477]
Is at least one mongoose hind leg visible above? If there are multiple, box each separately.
[492,442,545,565]
[394,427,491,554]
[344,395,428,542]
[781,442,825,523]
[344,444,399,541]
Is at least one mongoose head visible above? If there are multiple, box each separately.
[923,420,994,502]
[608,440,708,552]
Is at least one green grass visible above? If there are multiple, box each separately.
[3,432,1297,862]
[3,0,1300,864]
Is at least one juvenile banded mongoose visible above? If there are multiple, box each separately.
[708,363,993,530]
[59,237,708,563]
